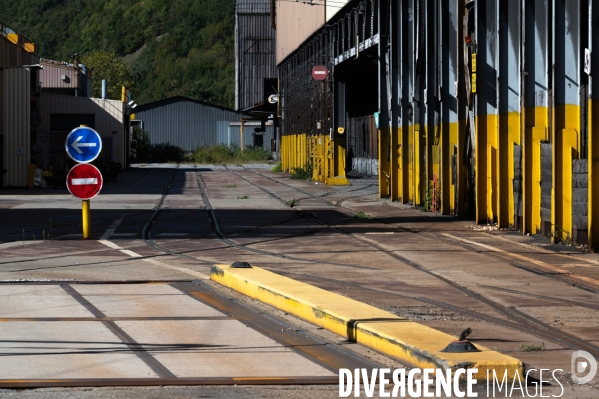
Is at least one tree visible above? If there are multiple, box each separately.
[82,50,134,100]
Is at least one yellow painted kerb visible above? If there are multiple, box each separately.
[211,264,523,381]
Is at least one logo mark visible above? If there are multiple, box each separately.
[571,350,597,384]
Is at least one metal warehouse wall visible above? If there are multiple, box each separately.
[0,22,38,67]
[133,97,241,152]
[2,68,31,187]
[235,0,277,111]
[39,94,127,168]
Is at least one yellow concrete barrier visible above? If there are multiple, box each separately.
[210,264,524,382]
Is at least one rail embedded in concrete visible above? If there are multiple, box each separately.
[210,264,524,382]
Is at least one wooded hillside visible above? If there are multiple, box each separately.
[0,0,235,108]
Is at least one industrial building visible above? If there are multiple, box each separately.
[275,0,599,249]
[131,96,275,153]
[1,20,130,188]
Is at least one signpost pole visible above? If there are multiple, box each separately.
[80,124,91,240]
[82,199,91,239]
[65,125,103,239]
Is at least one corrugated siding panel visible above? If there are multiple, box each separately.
[39,94,126,168]
[216,121,230,146]
[134,100,241,151]
[39,65,80,89]
[227,123,274,148]
[3,68,30,187]
[235,0,277,110]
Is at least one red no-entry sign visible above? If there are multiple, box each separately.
[66,164,103,200]
[311,65,329,81]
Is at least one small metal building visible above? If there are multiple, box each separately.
[132,96,242,152]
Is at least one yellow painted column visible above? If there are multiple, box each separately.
[553,127,579,241]
[476,114,498,223]
[413,126,421,205]
[498,112,521,227]
[523,126,546,234]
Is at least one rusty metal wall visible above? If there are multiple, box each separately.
[235,0,277,110]
[2,68,31,187]
[39,94,127,168]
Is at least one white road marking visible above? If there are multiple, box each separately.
[143,258,209,280]
[97,239,209,279]
[120,249,142,258]
[71,178,98,185]
[442,233,599,286]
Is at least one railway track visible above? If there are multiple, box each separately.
[201,167,599,358]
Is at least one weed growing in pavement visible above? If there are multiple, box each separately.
[420,181,440,212]
[193,144,272,164]
[226,184,237,188]
[286,199,297,208]
[237,195,249,199]
[520,343,546,352]
[547,225,575,246]
[290,164,313,180]
[355,211,371,219]
[271,162,282,173]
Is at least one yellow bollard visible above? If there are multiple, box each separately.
[82,199,91,239]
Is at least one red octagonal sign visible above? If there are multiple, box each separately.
[67,164,103,200]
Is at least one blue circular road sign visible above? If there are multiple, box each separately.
[65,127,103,163]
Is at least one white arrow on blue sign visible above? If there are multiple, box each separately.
[65,127,103,163]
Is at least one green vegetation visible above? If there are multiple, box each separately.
[82,51,133,100]
[520,343,546,352]
[290,164,313,180]
[192,144,272,164]
[132,126,185,164]
[354,211,371,219]
[0,0,235,107]
[237,195,249,199]
[420,181,440,212]
[226,184,237,188]
[285,199,297,208]
[271,162,282,173]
